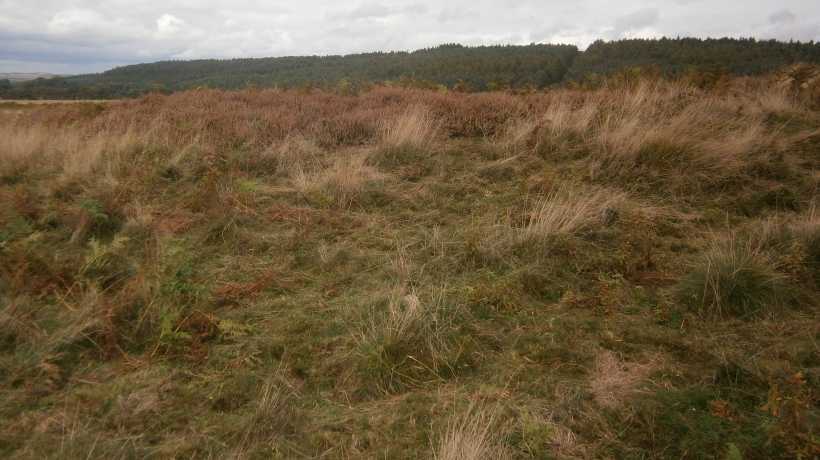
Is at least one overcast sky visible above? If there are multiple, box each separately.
[1,0,818,74]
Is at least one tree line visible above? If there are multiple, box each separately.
[1,38,818,100]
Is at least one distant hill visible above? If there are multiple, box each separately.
[1,37,819,99]
[0,73,71,83]
[74,44,578,94]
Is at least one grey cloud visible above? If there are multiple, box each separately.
[438,8,478,23]
[349,3,390,19]
[763,21,820,43]
[403,4,429,16]
[530,22,573,42]
[614,7,659,34]
[769,9,796,25]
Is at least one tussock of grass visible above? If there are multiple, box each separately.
[675,237,785,320]
[289,151,384,209]
[0,125,47,181]
[351,291,469,395]
[263,134,323,176]
[227,373,301,457]
[373,107,440,166]
[320,152,384,209]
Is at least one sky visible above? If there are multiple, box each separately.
[1,0,818,75]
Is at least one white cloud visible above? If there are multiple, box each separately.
[154,14,203,40]
[171,29,294,59]
[46,9,149,43]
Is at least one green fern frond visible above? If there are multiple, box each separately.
[726,443,742,460]
[211,315,254,340]
[79,235,131,283]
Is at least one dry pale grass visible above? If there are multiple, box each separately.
[514,408,581,458]
[289,150,383,209]
[375,107,440,165]
[226,372,299,459]
[521,184,626,247]
[741,82,796,114]
[590,350,654,408]
[382,107,439,149]
[515,79,797,192]
[0,80,800,192]
[0,125,47,178]
[542,92,602,135]
[593,82,768,179]
[321,152,384,208]
[790,202,820,268]
[435,402,513,460]
[0,120,159,187]
[0,288,106,389]
[262,134,323,176]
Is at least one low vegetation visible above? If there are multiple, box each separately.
[1,67,819,458]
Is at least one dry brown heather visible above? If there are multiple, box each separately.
[1,75,819,459]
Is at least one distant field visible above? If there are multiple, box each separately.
[0,72,70,83]
[0,100,108,116]
[1,71,819,458]
[0,99,106,104]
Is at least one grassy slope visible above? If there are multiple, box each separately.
[1,74,819,459]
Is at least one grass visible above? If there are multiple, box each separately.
[372,106,440,166]
[435,402,512,460]
[675,237,786,320]
[520,184,625,252]
[1,71,819,458]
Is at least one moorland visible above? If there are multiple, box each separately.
[1,64,819,459]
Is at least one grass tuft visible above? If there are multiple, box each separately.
[674,237,785,320]
[372,107,440,166]
[352,291,468,395]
